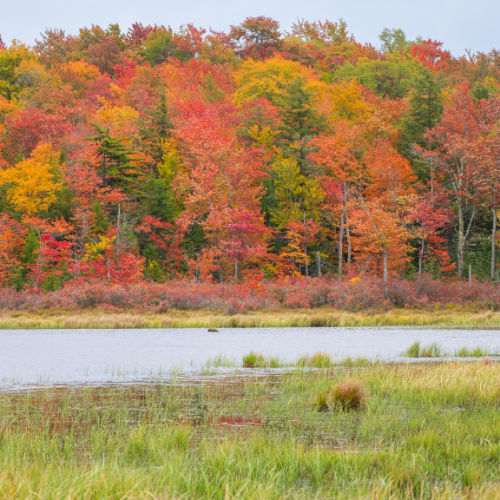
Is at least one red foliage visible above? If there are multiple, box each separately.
[411,39,451,71]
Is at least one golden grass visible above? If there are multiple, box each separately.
[0,306,499,329]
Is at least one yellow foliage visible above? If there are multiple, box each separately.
[328,79,371,123]
[234,57,322,106]
[95,103,139,136]
[247,125,278,149]
[84,235,115,259]
[158,138,181,184]
[65,60,100,81]
[0,143,61,216]
[270,157,323,227]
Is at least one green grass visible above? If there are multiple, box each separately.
[1,306,500,329]
[403,342,498,358]
[454,347,496,357]
[403,341,444,357]
[296,352,333,368]
[0,362,499,498]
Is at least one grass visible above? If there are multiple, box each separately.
[454,347,495,357]
[403,342,498,358]
[329,380,367,411]
[403,341,444,358]
[0,362,498,498]
[0,306,500,329]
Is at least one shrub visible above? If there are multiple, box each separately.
[0,275,499,312]
[330,380,366,411]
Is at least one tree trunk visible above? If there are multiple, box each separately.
[234,259,239,281]
[338,212,344,277]
[457,197,465,276]
[491,207,497,281]
[338,184,349,277]
[418,236,425,282]
[346,226,352,272]
[317,251,322,277]
[383,247,388,283]
[115,204,121,258]
[468,262,472,284]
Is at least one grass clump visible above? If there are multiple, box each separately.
[339,356,373,368]
[403,341,443,358]
[313,391,329,412]
[242,352,283,368]
[242,352,266,368]
[454,347,491,357]
[296,351,332,368]
[313,379,367,412]
[330,380,367,411]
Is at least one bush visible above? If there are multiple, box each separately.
[0,275,499,312]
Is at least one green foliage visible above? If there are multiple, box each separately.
[143,29,192,65]
[0,49,22,99]
[268,156,323,228]
[8,228,38,289]
[144,259,165,282]
[400,68,444,153]
[88,125,136,189]
[379,28,411,54]
[279,76,325,171]
[334,59,414,99]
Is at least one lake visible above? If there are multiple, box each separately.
[1,327,499,390]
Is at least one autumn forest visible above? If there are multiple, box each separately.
[0,17,499,297]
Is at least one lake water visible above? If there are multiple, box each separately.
[1,327,499,390]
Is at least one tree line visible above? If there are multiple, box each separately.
[0,17,498,290]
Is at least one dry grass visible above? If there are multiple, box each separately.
[330,380,367,411]
[0,306,499,329]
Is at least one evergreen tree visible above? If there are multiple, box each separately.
[279,77,325,173]
[88,125,138,193]
[401,68,444,151]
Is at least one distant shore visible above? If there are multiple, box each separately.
[0,307,499,329]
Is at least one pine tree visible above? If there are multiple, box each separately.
[401,68,444,151]
[280,77,325,173]
[88,125,137,192]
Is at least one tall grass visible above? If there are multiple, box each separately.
[403,342,498,358]
[1,307,500,329]
[402,341,443,357]
[0,362,498,498]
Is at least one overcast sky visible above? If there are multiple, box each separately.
[1,0,497,56]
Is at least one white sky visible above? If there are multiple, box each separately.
[1,0,497,56]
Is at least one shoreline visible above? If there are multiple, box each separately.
[0,307,499,329]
